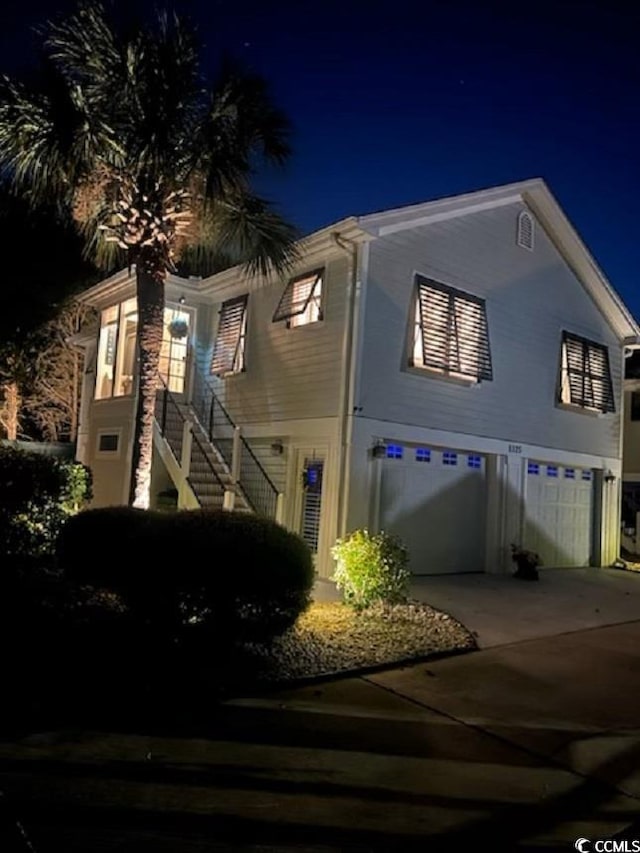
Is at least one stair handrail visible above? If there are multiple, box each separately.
[157,376,226,494]
[194,378,279,517]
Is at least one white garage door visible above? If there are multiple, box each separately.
[380,444,486,575]
[524,462,593,568]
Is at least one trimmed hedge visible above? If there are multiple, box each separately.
[56,507,314,646]
[0,445,92,569]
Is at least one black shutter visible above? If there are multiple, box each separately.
[211,295,248,376]
[272,269,323,322]
[416,277,492,381]
[561,331,615,413]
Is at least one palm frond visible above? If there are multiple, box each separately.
[190,194,300,278]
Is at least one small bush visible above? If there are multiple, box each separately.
[0,445,92,570]
[56,507,315,647]
[332,528,410,609]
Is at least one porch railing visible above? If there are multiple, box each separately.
[193,380,279,519]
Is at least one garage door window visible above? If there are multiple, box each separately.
[546,466,558,477]
[386,444,403,459]
[528,462,540,475]
[564,468,575,479]
[467,455,482,469]
[412,276,493,382]
[443,451,458,466]
[582,470,592,481]
[415,448,431,462]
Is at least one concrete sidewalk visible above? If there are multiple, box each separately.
[4,569,640,850]
[4,622,640,850]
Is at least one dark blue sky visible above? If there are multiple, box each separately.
[3,1,639,317]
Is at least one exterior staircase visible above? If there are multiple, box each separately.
[154,379,280,519]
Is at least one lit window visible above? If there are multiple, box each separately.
[386,444,403,459]
[582,470,592,481]
[517,210,535,251]
[211,295,248,376]
[273,269,323,327]
[114,297,137,397]
[95,300,193,399]
[415,447,431,462]
[547,466,558,477]
[528,462,540,475]
[468,454,482,469]
[559,331,614,413]
[412,276,492,382]
[95,305,119,399]
[443,451,458,466]
[564,468,575,479]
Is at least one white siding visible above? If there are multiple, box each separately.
[201,255,349,425]
[357,201,623,459]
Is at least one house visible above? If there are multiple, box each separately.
[74,178,640,578]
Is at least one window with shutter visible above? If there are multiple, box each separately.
[411,276,492,382]
[517,211,535,251]
[559,331,615,413]
[272,269,323,326]
[211,295,248,376]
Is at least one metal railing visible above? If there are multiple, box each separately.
[193,380,279,519]
[156,377,226,498]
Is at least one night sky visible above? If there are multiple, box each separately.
[2,1,639,317]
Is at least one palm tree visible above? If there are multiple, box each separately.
[0,2,298,508]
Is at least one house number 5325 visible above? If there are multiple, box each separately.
[508,444,522,454]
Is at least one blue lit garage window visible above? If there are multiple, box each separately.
[415,448,431,462]
[564,468,575,479]
[546,466,558,477]
[582,470,592,481]
[467,455,481,469]
[527,462,540,475]
[443,451,457,466]
[386,444,403,459]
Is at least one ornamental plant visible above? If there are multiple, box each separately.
[0,445,92,568]
[332,528,410,610]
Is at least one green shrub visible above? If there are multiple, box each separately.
[56,507,314,647]
[0,445,92,570]
[332,528,410,609]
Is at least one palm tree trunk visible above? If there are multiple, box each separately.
[2,381,20,441]
[129,260,166,509]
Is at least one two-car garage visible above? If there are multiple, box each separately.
[378,442,596,574]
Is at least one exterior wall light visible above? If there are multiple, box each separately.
[371,441,386,459]
[271,439,284,456]
[604,470,615,483]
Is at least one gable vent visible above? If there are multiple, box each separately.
[517,210,534,251]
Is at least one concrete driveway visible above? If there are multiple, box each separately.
[411,566,640,647]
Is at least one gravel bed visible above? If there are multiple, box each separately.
[245,600,476,684]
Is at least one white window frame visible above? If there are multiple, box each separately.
[95,427,122,458]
